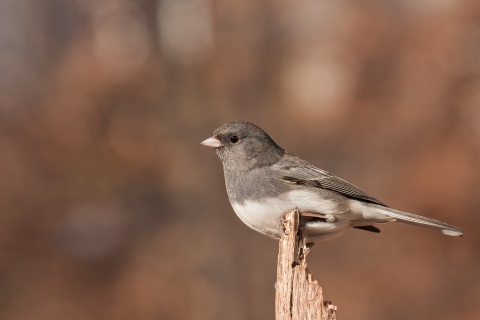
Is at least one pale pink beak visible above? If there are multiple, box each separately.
[201,136,224,148]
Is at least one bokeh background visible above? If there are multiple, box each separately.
[0,0,479,319]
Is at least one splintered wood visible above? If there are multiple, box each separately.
[275,210,337,320]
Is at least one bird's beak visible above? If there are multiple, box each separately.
[201,136,223,148]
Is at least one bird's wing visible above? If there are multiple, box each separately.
[273,154,387,206]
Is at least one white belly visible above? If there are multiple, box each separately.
[230,190,348,239]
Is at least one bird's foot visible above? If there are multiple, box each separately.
[325,214,335,222]
[301,211,336,222]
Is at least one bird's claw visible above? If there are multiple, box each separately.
[325,214,335,222]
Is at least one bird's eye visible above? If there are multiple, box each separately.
[229,135,239,144]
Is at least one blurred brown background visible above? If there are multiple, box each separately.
[0,0,479,319]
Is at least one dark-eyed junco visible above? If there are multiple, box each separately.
[202,121,463,244]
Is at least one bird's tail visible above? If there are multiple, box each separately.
[370,204,463,237]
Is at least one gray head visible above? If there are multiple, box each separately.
[201,121,285,172]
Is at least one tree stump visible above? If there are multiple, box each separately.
[275,209,337,320]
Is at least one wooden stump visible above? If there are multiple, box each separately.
[275,210,337,320]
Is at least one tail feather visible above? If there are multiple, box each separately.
[370,204,464,237]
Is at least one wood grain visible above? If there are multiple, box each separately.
[275,210,337,320]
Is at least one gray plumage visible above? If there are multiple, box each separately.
[202,120,463,243]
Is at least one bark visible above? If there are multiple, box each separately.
[275,210,337,320]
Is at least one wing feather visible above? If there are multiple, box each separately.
[274,154,386,206]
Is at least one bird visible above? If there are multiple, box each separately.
[201,120,463,244]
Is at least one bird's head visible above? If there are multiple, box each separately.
[201,120,284,171]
